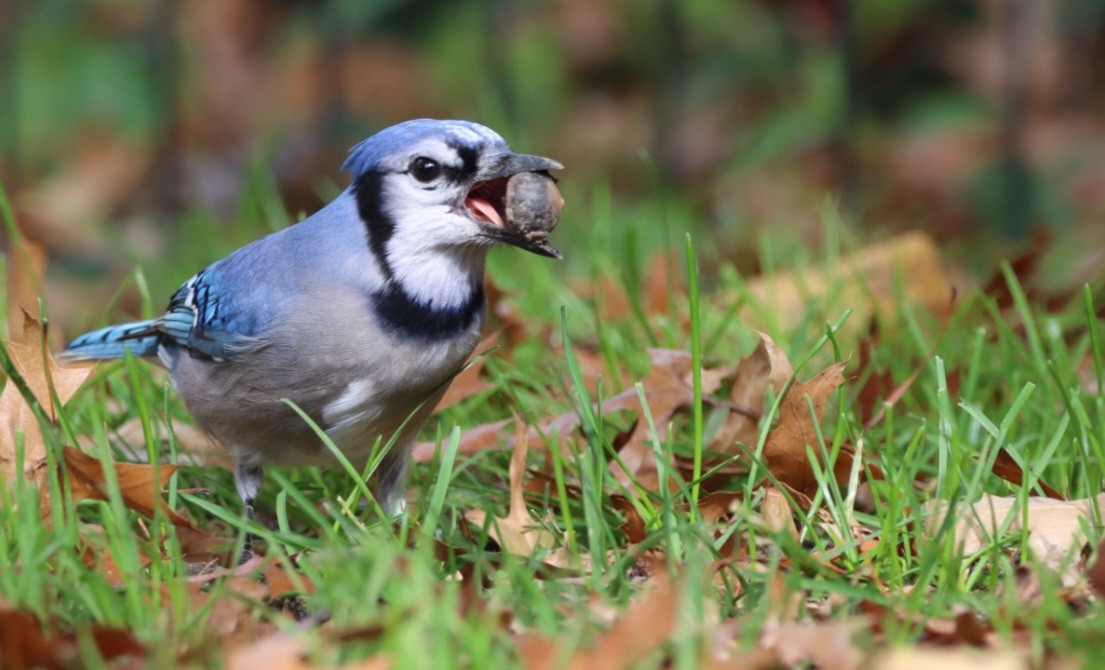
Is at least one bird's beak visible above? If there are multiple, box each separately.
[474,153,563,182]
[466,152,564,259]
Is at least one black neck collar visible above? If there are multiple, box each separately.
[353,172,486,340]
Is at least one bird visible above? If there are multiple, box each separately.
[59,119,563,556]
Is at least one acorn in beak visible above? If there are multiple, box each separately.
[466,153,564,258]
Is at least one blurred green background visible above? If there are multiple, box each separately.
[2,0,1105,331]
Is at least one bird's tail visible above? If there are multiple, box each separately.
[59,321,161,362]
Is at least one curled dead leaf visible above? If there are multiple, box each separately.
[709,332,791,454]
[462,418,573,566]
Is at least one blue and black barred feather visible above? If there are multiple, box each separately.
[61,268,258,364]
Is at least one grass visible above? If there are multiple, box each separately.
[1,170,1105,668]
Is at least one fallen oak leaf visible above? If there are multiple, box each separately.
[761,361,847,498]
[62,445,195,529]
[78,527,153,588]
[0,312,92,483]
[920,610,995,647]
[226,632,393,670]
[709,332,791,454]
[0,314,199,528]
[759,618,866,670]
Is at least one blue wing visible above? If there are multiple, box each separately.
[155,268,266,362]
[61,266,267,365]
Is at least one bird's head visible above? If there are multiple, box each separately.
[343,119,563,265]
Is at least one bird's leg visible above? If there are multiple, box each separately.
[232,459,316,622]
[234,460,264,565]
[371,446,412,517]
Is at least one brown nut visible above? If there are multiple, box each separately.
[504,171,565,234]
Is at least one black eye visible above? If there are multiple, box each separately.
[410,157,442,183]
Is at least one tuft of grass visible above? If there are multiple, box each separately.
[2,169,1105,667]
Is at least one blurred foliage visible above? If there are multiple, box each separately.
[2,0,1105,328]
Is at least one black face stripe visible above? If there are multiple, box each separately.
[352,171,394,280]
[441,141,480,183]
[371,282,485,341]
[455,144,478,176]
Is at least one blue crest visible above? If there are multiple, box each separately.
[341,119,509,178]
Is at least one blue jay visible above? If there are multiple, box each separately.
[61,119,562,551]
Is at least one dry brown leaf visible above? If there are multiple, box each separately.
[186,555,315,599]
[570,251,679,325]
[0,315,196,527]
[990,448,1064,500]
[0,312,92,483]
[463,420,571,565]
[0,606,145,669]
[227,634,315,670]
[1086,538,1105,598]
[571,272,632,323]
[759,618,865,670]
[516,578,680,670]
[735,231,951,332]
[699,491,743,526]
[761,486,798,541]
[709,332,791,453]
[484,279,530,348]
[704,644,779,670]
[870,646,1026,670]
[611,494,647,543]
[103,416,229,467]
[6,236,47,345]
[413,348,727,486]
[643,250,680,318]
[191,558,314,648]
[922,610,993,647]
[227,631,394,670]
[62,445,194,528]
[566,343,632,397]
[78,525,153,588]
[925,494,1105,585]
[761,362,847,498]
[611,349,727,489]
